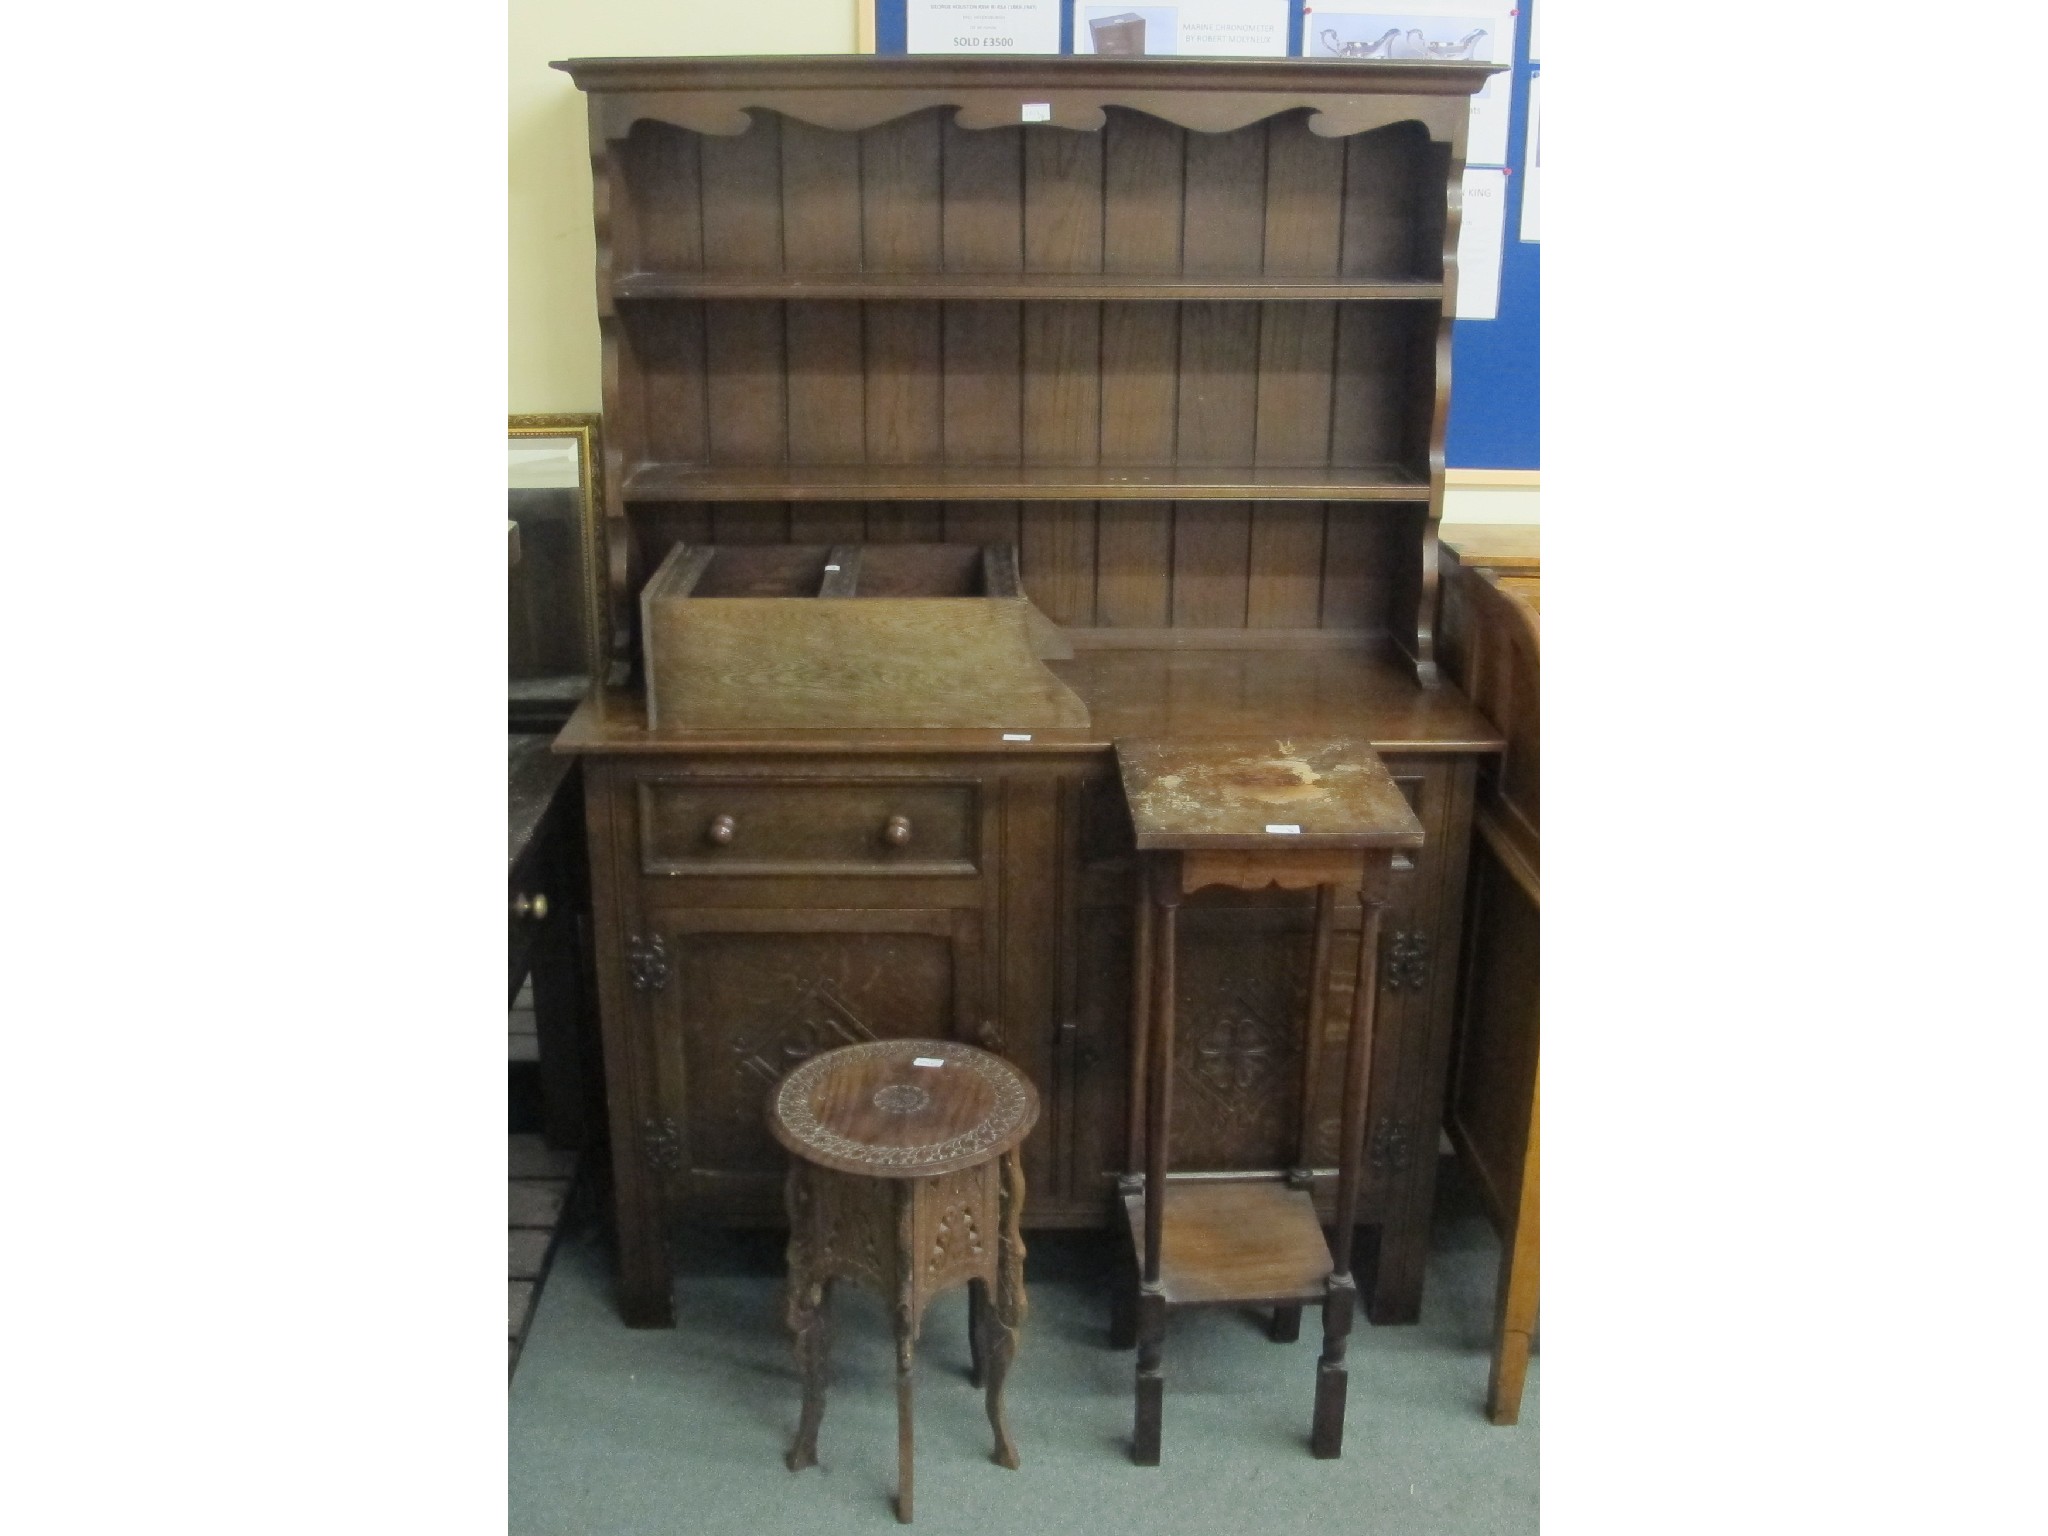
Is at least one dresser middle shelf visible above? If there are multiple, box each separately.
[621,462,1431,502]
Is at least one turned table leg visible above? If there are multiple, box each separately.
[1314,890,1387,1460]
[894,1187,919,1523]
[1134,863,1177,1466]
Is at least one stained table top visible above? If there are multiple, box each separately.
[768,1039,1039,1179]
[1115,737,1426,851]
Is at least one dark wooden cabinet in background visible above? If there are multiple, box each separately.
[552,56,1503,1331]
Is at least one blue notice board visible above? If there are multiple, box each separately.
[872,1,1539,470]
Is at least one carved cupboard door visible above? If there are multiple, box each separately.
[635,906,992,1218]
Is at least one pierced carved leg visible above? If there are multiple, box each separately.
[895,1186,919,1524]
[785,1275,833,1472]
[782,1166,834,1473]
[968,1279,987,1389]
[982,1151,1027,1470]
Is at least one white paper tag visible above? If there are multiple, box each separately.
[1001,732,1032,742]
[824,563,840,571]
[912,1056,945,1068]
[1265,824,1302,835]
[1021,102,1051,123]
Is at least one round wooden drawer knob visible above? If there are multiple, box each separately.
[883,815,914,847]
[707,814,737,846]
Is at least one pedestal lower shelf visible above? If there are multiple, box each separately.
[1120,1181,1334,1307]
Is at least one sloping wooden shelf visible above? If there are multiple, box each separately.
[622,462,1429,503]
[614,272,1445,303]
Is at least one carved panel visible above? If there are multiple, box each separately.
[1169,901,1313,1171]
[919,1165,998,1296]
[799,1166,898,1296]
[628,933,670,991]
[642,1114,684,1173]
[1383,929,1431,992]
[669,929,962,1175]
[1368,1116,1415,1172]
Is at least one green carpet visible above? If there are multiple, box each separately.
[510,1161,1536,1534]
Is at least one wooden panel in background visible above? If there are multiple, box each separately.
[943,301,1023,465]
[1262,117,1345,277]
[1176,304,1260,466]
[1021,504,1097,626]
[708,504,788,544]
[1246,503,1325,628]
[698,115,784,272]
[864,502,945,542]
[788,505,868,544]
[1093,504,1172,629]
[633,305,707,464]
[942,119,1024,272]
[1102,111,1184,274]
[783,301,865,464]
[942,502,1022,551]
[1171,501,1252,627]
[703,301,785,464]
[1023,127,1104,273]
[1321,509,1386,631]
[1023,302,1101,464]
[779,119,862,271]
[864,304,943,464]
[623,124,703,271]
[1099,307,1179,465]
[633,505,713,572]
[861,111,944,270]
[1254,302,1338,467]
[1341,121,1432,281]
[1181,126,1266,276]
[1332,304,1426,470]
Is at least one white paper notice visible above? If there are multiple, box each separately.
[1519,76,1539,242]
[1307,3,1517,165]
[1074,2,1290,58]
[1456,167,1508,320]
[907,0,1061,55]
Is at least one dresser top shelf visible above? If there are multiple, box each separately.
[553,54,1502,95]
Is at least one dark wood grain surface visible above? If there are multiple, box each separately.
[1119,1182,1333,1306]
[556,645,1504,756]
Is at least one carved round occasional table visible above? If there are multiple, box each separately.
[768,1038,1039,1525]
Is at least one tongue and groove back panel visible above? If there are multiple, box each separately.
[568,59,1487,679]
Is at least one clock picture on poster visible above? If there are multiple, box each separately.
[1071,2,1289,56]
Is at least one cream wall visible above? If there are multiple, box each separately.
[509,4,1536,521]
[510,1,857,413]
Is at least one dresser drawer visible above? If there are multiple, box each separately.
[636,777,983,876]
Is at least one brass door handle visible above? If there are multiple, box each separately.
[706,814,737,846]
[882,815,913,847]
[511,892,549,921]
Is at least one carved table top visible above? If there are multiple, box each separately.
[768,1039,1040,1179]
[1114,737,1426,852]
